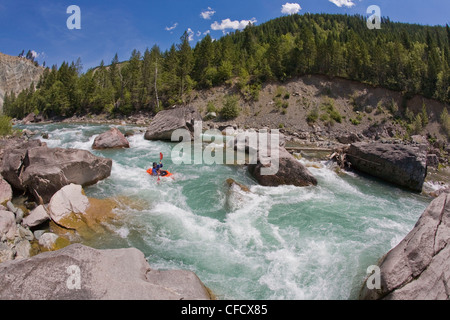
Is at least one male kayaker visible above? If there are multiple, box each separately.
[151,161,163,176]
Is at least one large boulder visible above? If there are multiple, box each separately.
[0,139,45,191]
[359,189,450,300]
[92,127,130,150]
[1,142,112,204]
[144,106,202,141]
[346,142,427,192]
[47,184,118,239]
[248,147,318,187]
[0,243,213,300]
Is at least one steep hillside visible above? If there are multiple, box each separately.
[0,52,44,112]
[192,74,450,143]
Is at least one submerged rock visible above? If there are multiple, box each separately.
[346,142,427,192]
[359,189,450,300]
[92,127,130,150]
[144,105,202,141]
[0,243,213,300]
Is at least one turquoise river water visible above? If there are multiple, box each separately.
[18,123,430,300]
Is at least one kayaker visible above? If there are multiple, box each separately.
[151,161,163,176]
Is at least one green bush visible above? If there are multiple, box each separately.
[206,101,216,113]
[306,108,319,124]
[220,95,240,120]
[321,98,342,123]
[0,115,13,136]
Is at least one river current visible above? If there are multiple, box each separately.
[18,123,430,300]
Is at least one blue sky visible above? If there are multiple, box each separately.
[0,0,449,71]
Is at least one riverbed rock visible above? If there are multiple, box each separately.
[48,184,90,227]
[359,189,450,300]
[346,142,427,192]
[22,205,50,228]
[0,176,12,205]
[48,184,118,238]
[1,143,113,204]
[144,105,202,141]
[248,147,318,187]
[0,243,213,300]
[0,210,16,241]
[92,127,130,150]
[0,139,46,191]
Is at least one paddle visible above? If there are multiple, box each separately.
[157,152,163,182]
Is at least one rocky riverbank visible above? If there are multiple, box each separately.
[0,133,214,300]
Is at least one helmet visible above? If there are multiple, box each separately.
[153,162,157,167]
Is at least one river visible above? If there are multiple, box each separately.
[18,123,430,300]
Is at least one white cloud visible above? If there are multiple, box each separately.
[211,18,257,31]
[187,28,195,41]
[200,7,216,20]
[281,3,302,15]
[329,0,356,8]
[165,22,178,31]
[31,50,40,59]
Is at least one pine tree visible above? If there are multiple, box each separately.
[177,31,194,103]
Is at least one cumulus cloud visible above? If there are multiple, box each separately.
[31,50,40,59]
[165,22,178,31]
[200,7,216,20]
[329,0,356,8]
[211,18,257,31]
[187,28,195,41]
[281,3,302,15]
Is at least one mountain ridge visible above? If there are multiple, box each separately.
[0,52,44,112]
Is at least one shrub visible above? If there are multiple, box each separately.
[220,95,240,120]
[306,108,319,124]
[207,101,216,113]
[321,98,342,123]
[440,108,450,137]
[0,115,13,136]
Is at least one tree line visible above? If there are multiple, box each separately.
[3,13,450,120]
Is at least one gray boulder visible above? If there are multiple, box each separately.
[92,127,130,150]
[0,139,45,191]
[346,142,427,192]
[144,106,202,141]
[0,243,213,300]
[1,142,112,204]
[359,190,450,300]
[248,147,318,188]
[22,205,50,228]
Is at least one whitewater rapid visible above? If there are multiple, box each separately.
[19,123,430,300]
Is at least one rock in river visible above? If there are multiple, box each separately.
[248,147,318,188]
[346,142,427,192]
[144,105,202,141]
[1,141,112,204]
[92,127,130,150]
[359,189,450,300]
